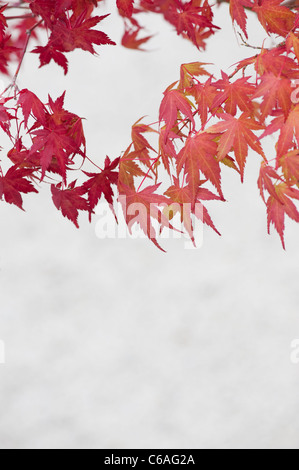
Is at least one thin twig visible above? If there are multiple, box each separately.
[12,19,43,88]
[238,32,264,51]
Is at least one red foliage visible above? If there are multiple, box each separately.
[1,0,299,250]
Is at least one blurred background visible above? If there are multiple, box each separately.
[0,3,299,449]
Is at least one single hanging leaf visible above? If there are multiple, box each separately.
[177,132,224,205]
[121,28,153,50]
[82,156,120,215]
[277,105,299,158]
[212,72,255,116]
[252,0,295,37]
[286,32,299,63]
[118,183,168,252]
[258,163,282,203]
[0,166,38,210]
[252,73,292,121]
[189,77,218,128]
[267,183,299,249]
[51,181,89,228]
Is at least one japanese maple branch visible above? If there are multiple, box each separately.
[5,14,35,20]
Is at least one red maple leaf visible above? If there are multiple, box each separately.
[121,28,153,50]
[118,146,150,188]
[277,105,299,158]
[82,156,120,216]
[18,89,47,127]
[267,183,299,249]
[212,72,255,116]
[119,182,168,251]
[32,44,69,74]
[32,12,115,72]
[252,0,295,37]
[0,100,14,136]
[207,113,265,181]
[159,128,177,175]
[177,132,224,205]
[0,35,18,75]
[30,127,78,180]
[159,88,195,141]
[71,0,102,17]
[286,31,299,63]
[189,77,217,128]
[131,120,156,168]
[0,166,38,209]
[279,150,299,185]
[50,13,115,53]
[0,5,7,41]
[179,62,211,90]
[229,0,252,38]
[164,177,221,243]
[252,73,292,121]
[51,181,89,228]
[258,162,282,203]
[117,0,134,18]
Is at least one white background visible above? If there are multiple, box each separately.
[0,2,299,449]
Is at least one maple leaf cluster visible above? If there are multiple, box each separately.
[0,1,119,228]
[1,0,299,250]
[117,0,299,249]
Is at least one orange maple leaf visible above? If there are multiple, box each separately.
[252,0,295,37]
[164,177,221,243]
[267,183,299,249]
[177,132,224,204]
